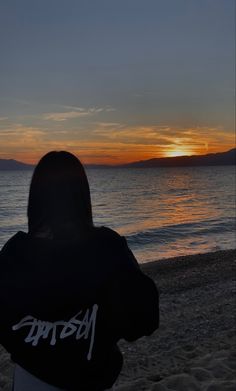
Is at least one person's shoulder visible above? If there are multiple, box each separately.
[92,226,139,270]
[0,231,27,255]
[92,226,127,250]
[94,226,122,239]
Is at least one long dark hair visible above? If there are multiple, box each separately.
[27,151,93,238]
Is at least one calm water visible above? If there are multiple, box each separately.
[0,166,235,263]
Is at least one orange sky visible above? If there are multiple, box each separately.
[0,121,235,165]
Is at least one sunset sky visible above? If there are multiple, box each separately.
[0,0,235,164]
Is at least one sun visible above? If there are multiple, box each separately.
[166,149,192,158]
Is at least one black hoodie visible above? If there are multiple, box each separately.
[0,226,159,391]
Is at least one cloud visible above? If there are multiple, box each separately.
[43,106,115,121]
[105,107,116,112]
[0,124,47,160]
[93,124,180,145]
[0,125,44,140]
[95,122,124,128]
[0,117,8,121]
[92,123,235,157]
[43,111,91,121]
[1,120,234,165]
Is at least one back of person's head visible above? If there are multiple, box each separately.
[27,151,93,239]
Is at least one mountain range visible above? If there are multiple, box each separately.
[0,148,235,170]
[120,148,236,168]
[0,159,34,170]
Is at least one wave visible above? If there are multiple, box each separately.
[126,218,236,246]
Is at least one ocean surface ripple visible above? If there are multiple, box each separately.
[0,166,235,262]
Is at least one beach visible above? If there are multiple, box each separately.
[1,249,235,391]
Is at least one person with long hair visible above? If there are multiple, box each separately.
[0,151,159,391]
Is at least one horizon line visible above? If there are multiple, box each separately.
[0,147,235,167]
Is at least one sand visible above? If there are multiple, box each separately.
[1,249,236,391]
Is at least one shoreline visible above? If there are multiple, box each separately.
[141,248,236,289]
[1,249,236,390]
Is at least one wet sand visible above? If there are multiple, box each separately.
[1,249,236,391]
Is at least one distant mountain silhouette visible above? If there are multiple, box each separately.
[0,159,109,170]
[120,148,236,168]
[0,149,235,170]
[0,159,34,170]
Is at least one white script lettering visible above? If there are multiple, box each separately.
[12,304,98,360]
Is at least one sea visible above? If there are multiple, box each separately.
[0,166,235,263]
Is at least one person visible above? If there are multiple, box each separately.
[0,151,159,391]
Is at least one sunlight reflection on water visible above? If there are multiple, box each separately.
[0,166,235,262]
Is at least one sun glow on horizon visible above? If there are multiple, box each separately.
[0,122,235,164]
[165,149,194,158]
